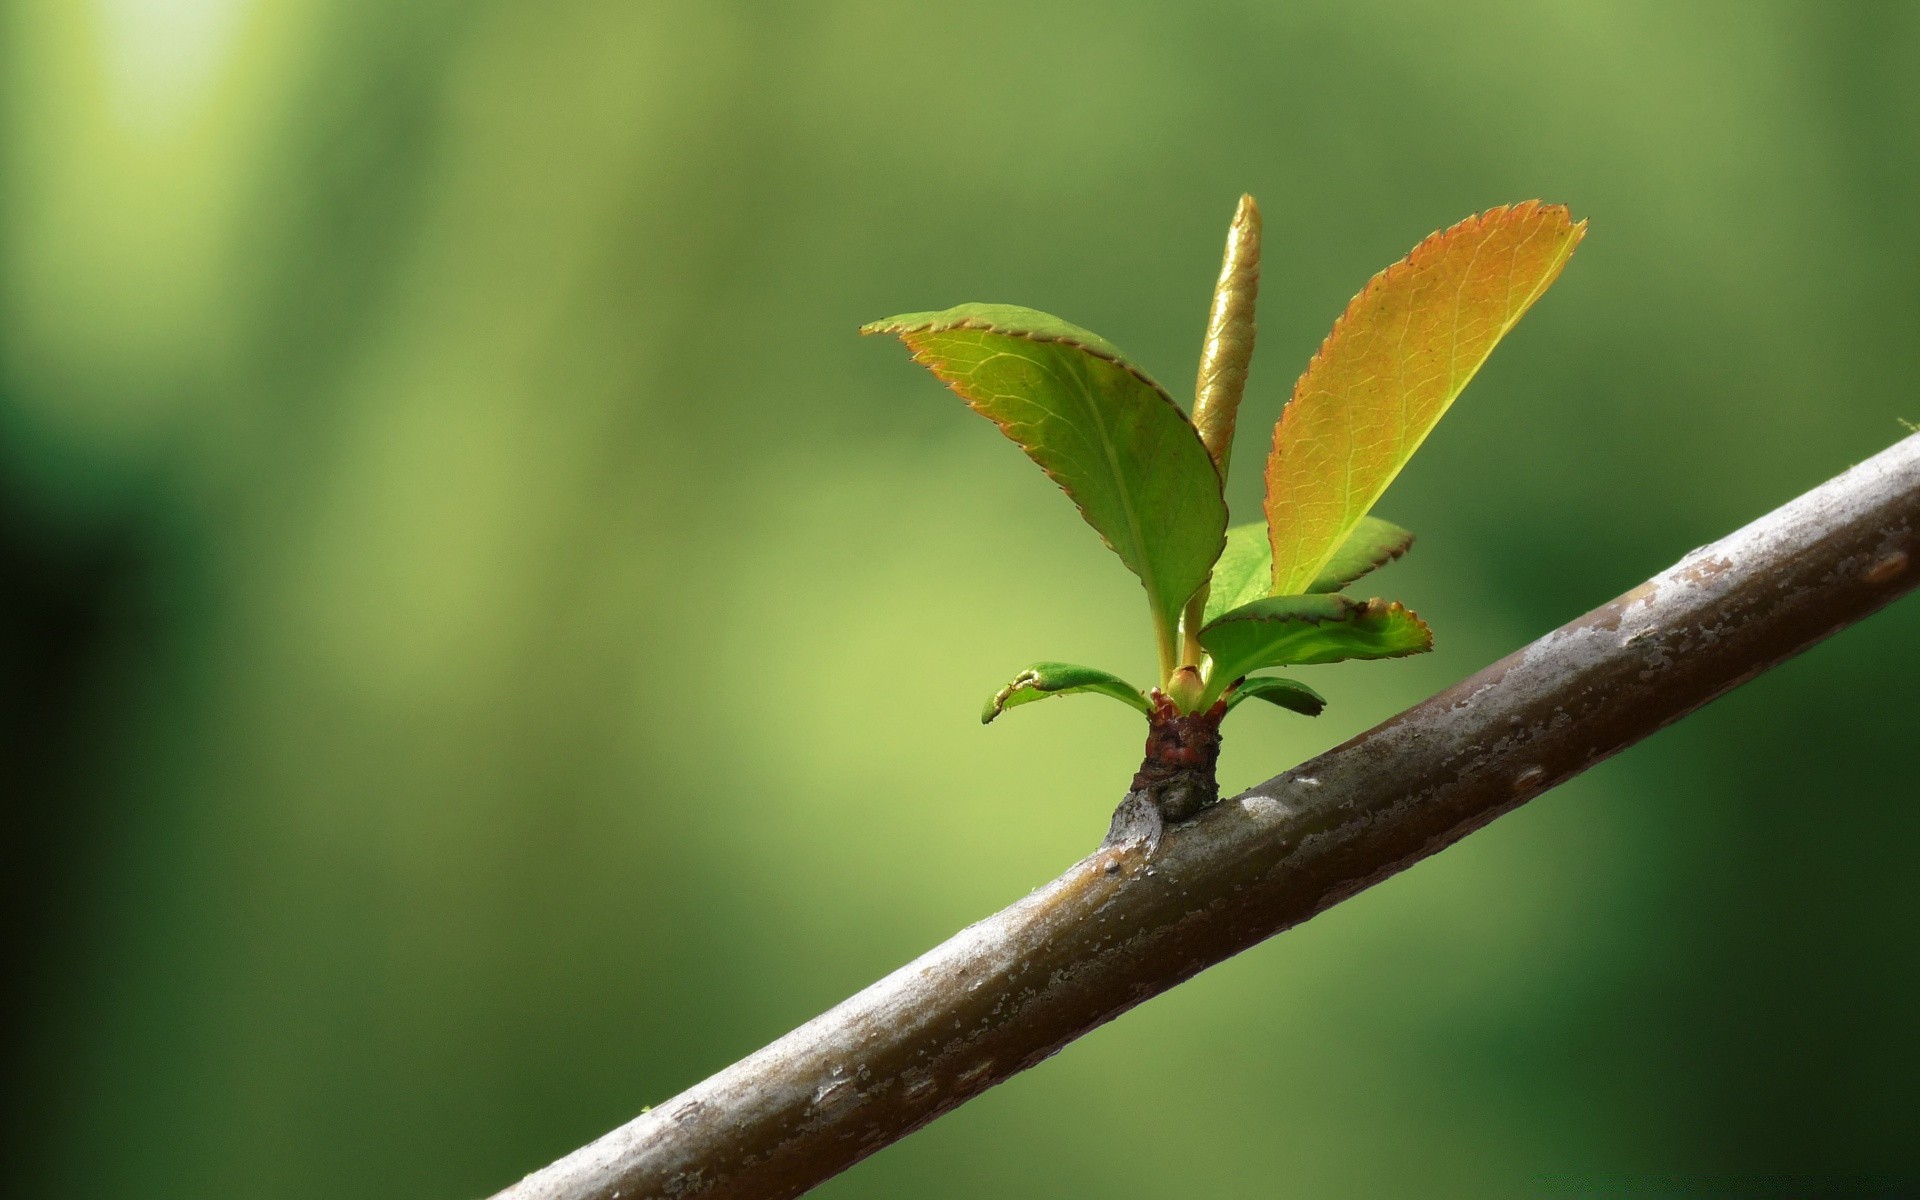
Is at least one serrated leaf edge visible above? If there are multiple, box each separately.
[1202,595,1435,655]
[1270,200,1586,593]
[868,309,1227,631]
[860,310,1175,406]
[1308,522,1416,594]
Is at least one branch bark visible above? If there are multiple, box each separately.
[493,433,1920,1200]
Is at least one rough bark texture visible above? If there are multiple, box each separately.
[492,434,1920,1200]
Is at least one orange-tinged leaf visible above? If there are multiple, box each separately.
[1265,202,1585,595]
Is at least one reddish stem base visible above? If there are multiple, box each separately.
[1101,693,1226,849]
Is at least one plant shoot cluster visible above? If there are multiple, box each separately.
[864,198,1584,733]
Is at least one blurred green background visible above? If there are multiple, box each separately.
[4,2,1918,1197]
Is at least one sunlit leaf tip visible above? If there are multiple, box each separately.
[1265,201,1585,596]
[1224,675,1326,717]
[981,662,1153,724]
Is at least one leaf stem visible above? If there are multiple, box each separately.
[1154,609,1180,689]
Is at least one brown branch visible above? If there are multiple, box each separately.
[491,433,1920,1200]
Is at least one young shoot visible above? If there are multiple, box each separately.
[864,198,1584,830]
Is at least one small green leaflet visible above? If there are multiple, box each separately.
[1199,594,1431,686]
[982,662,1153,724]
[1203,516,1415,623]
[863,304,1227,654]
[1308,517,1414,594]
[1225,676,1326,716]
[1202,523,1274,624]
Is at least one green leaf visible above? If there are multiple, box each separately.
[981,662,1153,725]
[1203,516,1414,622]
[1199,594,1432,686]
[1307,517,1414,594]
[1225,675,1326,717]
[864,304,1227,667]
[1266,202,1585,594]
[1202,522,1274,623]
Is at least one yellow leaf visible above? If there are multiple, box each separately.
[1265,201,1585,595]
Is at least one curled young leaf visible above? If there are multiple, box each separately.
[864,304,1226,670]
[1267,201,1585,595]
[1191,194,1262,477]
[1224,675,1327,717]
[981,662,1153,725]
[1199,594,1432,687]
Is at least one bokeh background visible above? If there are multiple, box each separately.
[5,2,1918,1197]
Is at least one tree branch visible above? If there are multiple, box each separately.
[492,434,1920,1200]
